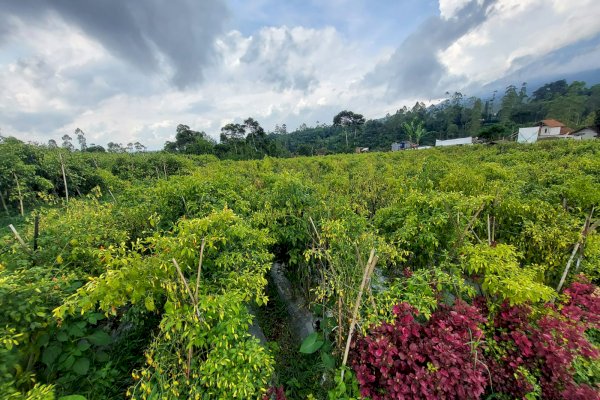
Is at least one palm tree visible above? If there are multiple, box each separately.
[402,119,426,145]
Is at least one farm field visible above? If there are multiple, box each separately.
[1,139,599,399]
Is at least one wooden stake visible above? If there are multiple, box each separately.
[59,153,69,203]
[557,242,581,294]
[12,172,24,216]
[172,258,201,319]
[556,207,596,293]
[108,188,117,203]
[9,224,31,254]
[341,249,378,379]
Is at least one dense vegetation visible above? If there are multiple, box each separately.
[1,137,599,399]
[37,79,600,160]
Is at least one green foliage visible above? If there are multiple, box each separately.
[1,139,600,399]
[460,243,555,305]
[326,368,362,400]
[365,266,475,327]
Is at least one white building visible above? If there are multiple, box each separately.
[435,137,474,147]
[571,127,599,140]
[517,119,573,143]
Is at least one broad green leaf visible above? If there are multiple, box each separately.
[72,357,90,375]
[321,352,336,369]
[87,330,111,346]
[77,339,91,352]
[42,344,62,366]
[299,332,324,354]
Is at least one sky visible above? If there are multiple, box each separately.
[1,0,600,149]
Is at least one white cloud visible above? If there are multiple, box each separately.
[439,0,481,19]
[440,0,600,85]
[1,1,599,150]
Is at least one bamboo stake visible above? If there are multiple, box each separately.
[557,242,581,294]
[12,172,24,216]
[341,249,378,380]
[172,258,201,319]
[108,188,117,203]
[9,224,31,254]
[556,207,595,293]
[456,203,485,248]
[59,153,69,203]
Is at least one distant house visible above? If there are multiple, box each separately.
[355,147,369,153]
[571,126,599,140]
[391,141,415,151]
[517,119,573,143]
[435,137,474,147]
[538,119,573,138]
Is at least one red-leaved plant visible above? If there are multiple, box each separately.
[350,277,600,400]
[481,275,599,399]
[350,301,488,400]
[262,385,287,400]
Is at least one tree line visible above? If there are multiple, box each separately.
[158,79,600,158]
[8,78,600,161]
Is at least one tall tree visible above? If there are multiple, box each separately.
[333,110,365,148]
[165,124,215,154]
[61,134,74,151]
[547,82,587,126]
[134,142,146,152]
[75,128,87,151]
[243,118,266,152]
[107,142,124,153]
[499,85,519,123]
[402,119,426,145]
[220,123,246,154]
[532,79,568,101]
[469,99,483,136]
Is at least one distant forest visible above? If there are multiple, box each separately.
[36,79,600,159]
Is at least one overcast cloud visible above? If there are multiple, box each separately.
[0,0,599,149]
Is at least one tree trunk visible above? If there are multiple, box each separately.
[345,129,349,148]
